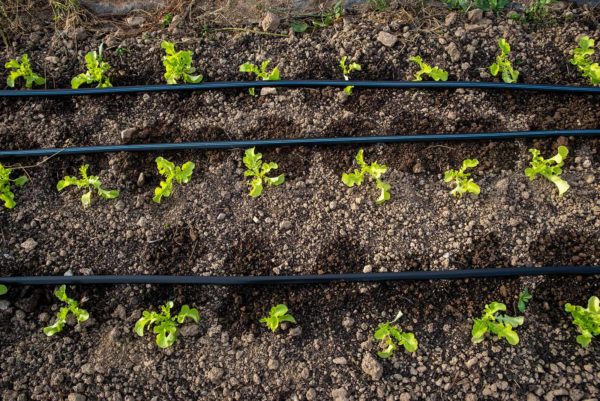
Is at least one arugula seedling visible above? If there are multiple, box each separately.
[490,39,519,83]
[409,56,448,81]
[565,296,600,347]
[374,311,418,359]
[0,285,7,296]
[570,36,600,85]
[524,146,569,197]
[239,60,280,96]
[471,301,524,345]
[161,40,203,84]
[153,157,195,203]
[524,0,556,22]
[57,164,119,207]
[162,13,173,27]
[71,44,112,89]
[443,159,480,197]
[243,147,284,197]
[5,54,46,88]
[135,301,200,348]
[43,285,89,336]
[0,162,28,209]
[342,149,390,204]
[340,56,361,95]
[260,304,296,332]
[518,288,532,313]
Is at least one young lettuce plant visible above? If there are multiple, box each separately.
[0,162,28,209]
[5,54,46,88]
[339,56,361,95]
[260,304,296,332]
[161,40,203,84]
[243,147,284,197]
[409,56,448,81]
[239,60,280,96]
[374,311,418,359]
[135,301,200,348]
[524,146,569,197]
[518,288,532,313]
[569,36,600,85]
[57,164,119,207]
[472,302,524,345]
[443,159,480,197]
[342,149,391,204]
[565,296,600,348]
[490,38,519,83]
[71,44,112,89]
[0,285,7,296]
[43,285,89,336]
[153,157,195,203]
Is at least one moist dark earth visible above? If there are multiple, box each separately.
[1,1,600,400]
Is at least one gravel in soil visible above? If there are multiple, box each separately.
[1,2,599,401]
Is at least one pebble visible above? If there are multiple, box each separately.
[306,388,317,401]
[331,388,348,401]
[333,357,347,365]
[377,31,398,48]
[261,12,280,32]
[179,324,200,337]
[20,238,37,252]
[267,358,279,370]
[361,353,383,380]
[206,367,223,383]
[67,394,86,401]
[279,220,292,230]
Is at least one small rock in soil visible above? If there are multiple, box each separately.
[179,324,200,337]
[260,88,277,96]
[467,9,483,22]
[206,367,223,383]
[67,394,86,401]
[261,12,280,32]
[361,353,383,380]
[377,31,397,48]
[20,238,37,252]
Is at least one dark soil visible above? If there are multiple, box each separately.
[1,1,599,401]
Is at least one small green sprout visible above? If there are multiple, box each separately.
[0,162,28,209]
[161,40,203,85]
[243,147,285,198]
[135,301,200,348]
[71,44,112,89]
[57,164,119,207]
[260,304,296,332]
[374,311,418,359]
[565,296,600,348]
[342,149,390,204]
[5,54,46,88]
[474,0,510,11]
[43,285,89,337]
[162,13,173,27]
[340,56,361,95]
[409,55,448,81]
[471,301,524,346]
[524,146,569,197]
[0,285,7,296]
[443,159,480,197]
[490,39,519,83]
[152,157,195,203]
[518,288,532,313]
[523,0,556,22]
[570,36,600,85]
[239,60,280,96]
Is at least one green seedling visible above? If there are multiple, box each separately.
[239,60,280,96]
[243,147,284,198]
[524,146,569,197]
[368,0,389,11]
[43,285,89,337]
[71,44,112,89]
[292,0,343,32]
[523,0,556,22]
[260,304,296,332]
[475,0,510,12]
[161,40,203,84]
[490,39,519,83]
[340,56,361,95]
[443,159,480,197]
[5,54,46,88]
[152,157,195,203]
[57,164,119,207]
[518,288,532,313]
[442,0,471,11]
[472,301,524,345]
[342,149,390,204]
[570,36,600,85]
[565,296,600,347]
[135,301,200,348]
[374,311,418,359]
[0,285,7,296]
[162,13,173,27]
[409,55,448,81]
[0,162,28,209]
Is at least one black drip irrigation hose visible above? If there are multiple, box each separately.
[2,80,600,98]
[2,129,600,159]
[1,266,600,286]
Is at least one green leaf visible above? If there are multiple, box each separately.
[576,334,592,348]
[243,149,283,197]
[81,191,92,207]
[0,284,7,296]
[518,288,532,313]
[400,332,418,352]
[155,321,177,348]
[271,304,288,317]
[177,305,200,324]
[153,158,194,203]
[43,318,65,336]
[471,319,488,343]
[342,171,364,187]
[291,21,309,32]
[13,175,28,187]
[496,314,524,327]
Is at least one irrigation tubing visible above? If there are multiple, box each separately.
[2,129,600,159]
[2,80,600,98]
[1,266,600,286]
